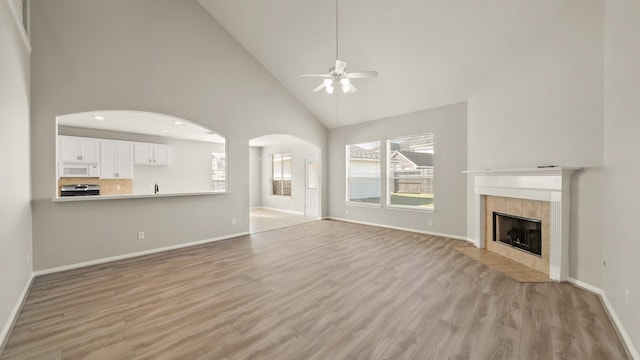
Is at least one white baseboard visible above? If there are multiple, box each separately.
[34,232,250,276]
[567,277,639,360]
[1,273,34,354]
[254,206,305,216]
[327,217,470,242]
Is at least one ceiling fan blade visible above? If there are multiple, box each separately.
[335,60,347,73]
[346,71,378,79]
[347,83,358,93]
[300,74,330,77]
[312,83,326,92]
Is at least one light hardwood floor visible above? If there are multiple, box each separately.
[250,207,318,234]
[1,220,629,359]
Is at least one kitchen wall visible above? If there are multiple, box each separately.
[30,0,327,271]
[133,138,224,194]
[603,0,640,355]
[0,0,32,348]
[328,102,468,238]
[467,0,604,287]
[260,140,320,214]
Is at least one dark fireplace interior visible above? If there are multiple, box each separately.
[493,212,542,256]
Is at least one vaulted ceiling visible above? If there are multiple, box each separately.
[197,0,565,128]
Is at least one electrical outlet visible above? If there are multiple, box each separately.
[138,231,145,240]
[232,218,237,225]
[625,288,629,308]
[428,219,434,227]
[116,185,121,190]
[345,210,349,215]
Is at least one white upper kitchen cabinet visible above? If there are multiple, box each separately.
[100,141,133,179]
[59,136,99,163]
[134,143,170,165]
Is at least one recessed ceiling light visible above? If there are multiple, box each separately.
[160,129,169,133]
[173,121,183,125]
[93,115,105,120]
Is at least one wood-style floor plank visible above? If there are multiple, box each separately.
[0,220,629,359]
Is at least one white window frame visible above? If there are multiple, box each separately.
[345,141,382,207]
[386,133,435,212]
[271,152,292,197]
[211,152,226,192]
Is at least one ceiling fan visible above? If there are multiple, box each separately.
[300,0,378,94]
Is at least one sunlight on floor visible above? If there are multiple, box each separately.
[249,208,318,234]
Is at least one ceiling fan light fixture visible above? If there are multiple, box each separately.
[340,78,350,93]
[299,0,377,94]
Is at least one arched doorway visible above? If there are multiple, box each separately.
[248,134,321,233]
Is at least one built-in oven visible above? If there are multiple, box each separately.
[60,184,100,197]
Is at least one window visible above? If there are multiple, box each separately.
[387,133,434,209]
[272,152,291,196]
[212,152,226,191]
[346,141,381,204]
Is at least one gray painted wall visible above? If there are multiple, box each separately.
[260,140,320,214]
[0,0,32,345]
[30,0,327,271]
[249,147,262,208]
[603,0,640,352]
[328,103,468,238]
[467,0,604,286]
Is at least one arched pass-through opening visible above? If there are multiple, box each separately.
[55,110,226,199]
[248,134,321,234]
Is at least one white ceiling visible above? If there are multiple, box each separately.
[197,0,565,128]
[57,110,226,144]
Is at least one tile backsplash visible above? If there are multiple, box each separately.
[58,178,133,196]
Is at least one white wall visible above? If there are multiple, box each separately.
[30,0,327,270]
[132,139,224,194]
[467,0,604,286]
[328,103,468,238]
[0,0,32,347]
[249,147,262,208]
[603,0,640,354]
[58,126,225,194]
[260,140,320,214]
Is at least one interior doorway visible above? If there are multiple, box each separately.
[248,134,321,234]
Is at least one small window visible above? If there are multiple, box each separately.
[346,141,381,204]
[387,133,434,209]
[272,152,291,196]
[212,152,226,191]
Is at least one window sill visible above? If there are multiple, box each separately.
[345,202,382,208]
[385,205,436,213]
[270,195,292,199]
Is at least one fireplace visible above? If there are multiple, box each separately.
[465,167,580,281]
[493,212,542,257]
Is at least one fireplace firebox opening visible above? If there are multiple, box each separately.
[493,212,542,257]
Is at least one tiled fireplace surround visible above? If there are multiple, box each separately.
[466,168,580,281]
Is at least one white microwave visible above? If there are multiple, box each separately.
[59,163,99,178]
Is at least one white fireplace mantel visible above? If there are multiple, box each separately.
[465,167,581,281]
